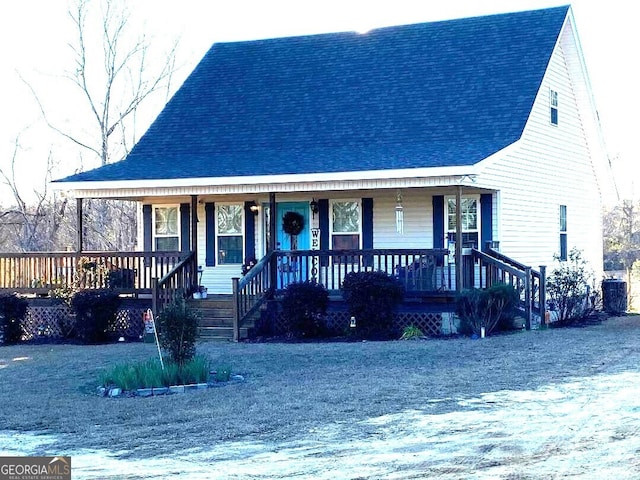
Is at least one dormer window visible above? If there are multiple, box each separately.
[550,89,558,125]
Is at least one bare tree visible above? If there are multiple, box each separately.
[23,0,179,251]
[0,135,76,252]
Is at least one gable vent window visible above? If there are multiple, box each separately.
[550,89,559,125]
[559,205,567,261]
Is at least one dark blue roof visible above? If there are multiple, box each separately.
[57,6,569,183]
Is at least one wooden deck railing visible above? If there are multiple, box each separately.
[272,248,450,292]
[0,251,185,295]
[152,252,198,315]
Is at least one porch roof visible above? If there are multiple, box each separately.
[54,6,568,187]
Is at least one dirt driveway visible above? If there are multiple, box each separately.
[2,316,640,479]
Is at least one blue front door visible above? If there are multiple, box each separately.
[276,202,310,251]
[276,202,310,287]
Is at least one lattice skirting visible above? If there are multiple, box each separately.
[18,301,149,342]
[256,303,444,338]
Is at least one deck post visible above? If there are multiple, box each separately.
[539,265,547,323]
[232,277,240,342]
[524,266,532,330]
[76,198,83,252]
[151,277,158,315]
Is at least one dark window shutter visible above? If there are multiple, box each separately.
[362,198,373,267]
[180,203,190,252]
[143,205,152,252]
[318,199,329,266]
[480,194,493,251]
[205,202,215,266]
[432,195,444,249]
[244,202,256,262]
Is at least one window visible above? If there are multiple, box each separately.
[331,200,361,250]
[446,196,479,248]
[217,204,244,264]
[550,89,558,125]
[559,205,567,261]
[153,206,179,251]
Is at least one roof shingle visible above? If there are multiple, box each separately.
[57,6,569,183]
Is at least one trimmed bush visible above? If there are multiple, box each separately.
[281,281,329,338]
[0,293,29,345]
[157,297,199,364]
[341,271,404,339]
[71,289,122,344]
[455,282,519,336]
[547,248,595,325]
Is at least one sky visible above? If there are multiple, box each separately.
[0,0,637,206]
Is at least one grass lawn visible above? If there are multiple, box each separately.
[1,315,640,478]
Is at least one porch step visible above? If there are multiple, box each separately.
[189,295,253,341]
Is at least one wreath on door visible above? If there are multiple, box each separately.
[282,211,304,236]
[282,211,304,250]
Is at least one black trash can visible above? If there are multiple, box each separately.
[602,279,627,315]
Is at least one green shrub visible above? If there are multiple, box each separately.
[399,325,424,340]
[281,281,329,338]
[157,297,199,364]
[547,248,594,325]
[455,283,519,336]
[70,289,122,344]
[0,293,29,345]
[341,271,404,340]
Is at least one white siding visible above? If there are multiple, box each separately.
[373,190,433,249]
[476,22,604,278]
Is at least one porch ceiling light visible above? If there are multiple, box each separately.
[310,199,319,218]
[249,201,259,215]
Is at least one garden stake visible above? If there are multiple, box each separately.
[147,308,164,371]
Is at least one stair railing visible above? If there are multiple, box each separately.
[152,252,197,316]
[232,251,275,342]
[471,248,546,329]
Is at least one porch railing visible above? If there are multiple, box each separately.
[152,252,198,315]
[470,248,546,329]
[0,251,185,295]
[273,248,450,292]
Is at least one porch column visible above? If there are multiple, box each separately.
[191,195,199,282]
[76,197,83,253]
[455,185,463,291]
[191,195,199,253]
[269,192,277,293]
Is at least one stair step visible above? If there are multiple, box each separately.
[198,326,249,341]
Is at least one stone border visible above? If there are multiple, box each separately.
[98,375,245,398]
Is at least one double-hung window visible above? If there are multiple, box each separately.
[446,196,479,248]
[550,89,559,125]
[331,200,361,250]
[153,206,180,251]
[217,204,244,264]
[559,205,567,261]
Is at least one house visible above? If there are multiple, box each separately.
[48,6,609,336]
